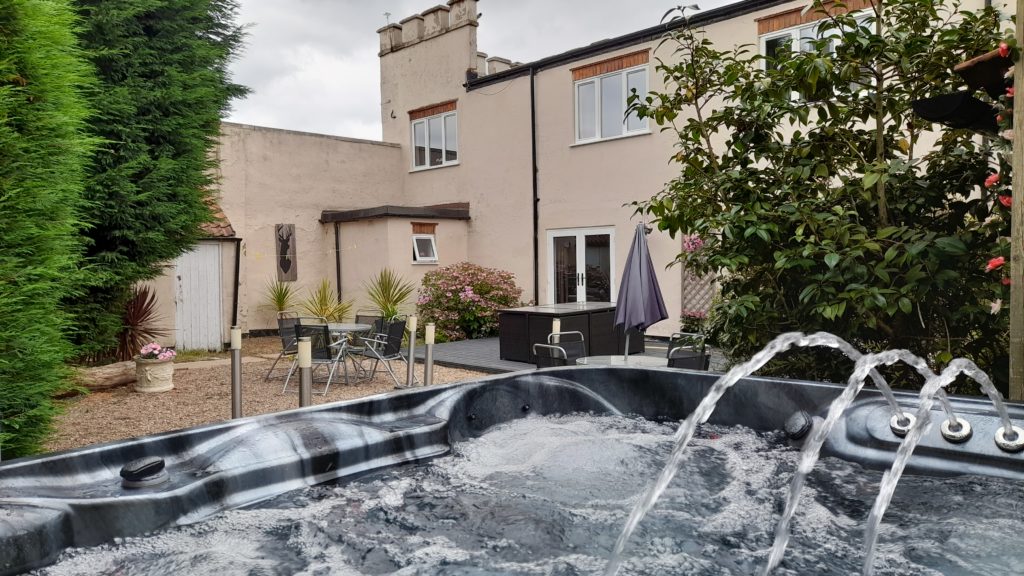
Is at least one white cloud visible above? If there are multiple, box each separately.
[227,0,741,139]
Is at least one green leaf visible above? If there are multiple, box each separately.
[933,236,967,255]
[862,171,881,189]
[898,297,913,314]
[824,253,840,269]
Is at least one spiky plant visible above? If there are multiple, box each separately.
[116,286,169,361]
[300,279,353,322]
[365,268,415,320]
[263,279,297,317]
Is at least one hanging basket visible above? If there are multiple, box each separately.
[134,356,175,393]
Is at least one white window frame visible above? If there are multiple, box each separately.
[759,10,870,67]
[573,64,649,145]
[412,234,438,264]
[410,111,458,171]
[545,226,617,304]
[759,11,870,99]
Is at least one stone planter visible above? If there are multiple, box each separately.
[134,357,174,393]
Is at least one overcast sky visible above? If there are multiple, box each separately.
[226,0,740,140]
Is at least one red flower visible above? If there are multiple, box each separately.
[998,114,1005,123]
[1000,195,1013,207]
[985,173,1000,188]
[987,256,1006,272]
[999,42,1011,58]
[1009,87,1016,98]
[1003,277,1013,286]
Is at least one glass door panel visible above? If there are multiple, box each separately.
[583,233,611,302]
[548,227,615,304]
[553,235,578,304]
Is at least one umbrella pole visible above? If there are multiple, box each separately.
[623,331,630,361]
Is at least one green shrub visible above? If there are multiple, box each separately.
[67,0,249,360]
[416,262,522,341]
[0,0,95,457]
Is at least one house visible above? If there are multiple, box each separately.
[153,0,1009,348]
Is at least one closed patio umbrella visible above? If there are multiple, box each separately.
[614,223,668,359]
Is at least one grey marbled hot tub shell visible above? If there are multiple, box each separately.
[1,366,1023,575]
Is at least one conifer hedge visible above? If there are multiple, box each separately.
[0,0,94,457]
[69,0,248,359]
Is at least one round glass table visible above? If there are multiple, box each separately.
[575,355,668,367]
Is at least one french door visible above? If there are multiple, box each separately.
[547,227,615,304]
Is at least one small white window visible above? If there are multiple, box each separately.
[574,64,648,144]
[412,234,438,263]
[411,111,458,170]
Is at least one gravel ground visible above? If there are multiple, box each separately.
[46,337,488,453]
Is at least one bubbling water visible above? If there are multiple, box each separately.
[32,414,1024,576]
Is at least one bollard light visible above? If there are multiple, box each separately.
[298,338,312,369]
[298,337,312,407]
[424,323,435,388]
[406,315,418,388]
[230,326,242,419]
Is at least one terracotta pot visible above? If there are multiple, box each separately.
[134,357,174,393]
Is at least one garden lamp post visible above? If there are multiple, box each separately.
[1011,0,1024,400]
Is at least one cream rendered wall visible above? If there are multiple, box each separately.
[380,25,477,146]
[339,218,468,315]
[379,17,535,303]
[215,123,404,333]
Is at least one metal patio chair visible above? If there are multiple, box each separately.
[351,317,414,387]
[282,323,351,395]
[667,331,710,370]
[264,313,299,381]
[547,331,586,362]
[533,343,570,368]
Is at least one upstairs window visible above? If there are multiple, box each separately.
[758,3,871,70]
[572,51,649,144]
[410,101,458,170]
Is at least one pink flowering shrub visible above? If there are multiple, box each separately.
[139,342,176,361]
[679,309,708,333]
[417,262,523,341]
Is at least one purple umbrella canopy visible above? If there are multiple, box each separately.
[614,223,668,355]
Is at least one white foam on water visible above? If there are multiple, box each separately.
[32,413,1024,576]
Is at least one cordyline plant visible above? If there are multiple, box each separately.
[631,0,1010,391]
[417,262,522,341]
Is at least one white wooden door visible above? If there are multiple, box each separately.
[174,242,223,350]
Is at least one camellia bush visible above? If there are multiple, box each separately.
[416,262,523,341]
[632,0,1009,390]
